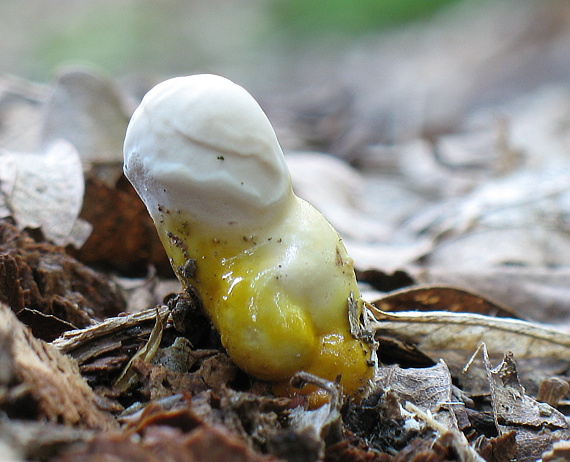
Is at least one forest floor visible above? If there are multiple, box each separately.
[2,1,570,460]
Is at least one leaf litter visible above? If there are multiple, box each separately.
[3,2,570,460]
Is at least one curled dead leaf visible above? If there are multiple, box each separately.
[373,285,518,318]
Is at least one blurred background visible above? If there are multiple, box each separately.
[0,0,458,83]
[3,0,570,143]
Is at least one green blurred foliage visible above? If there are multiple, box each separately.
[0,0,461,81]
[30,1,209,78]
[267,0,458,38]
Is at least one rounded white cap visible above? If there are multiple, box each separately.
[123,74,291,229]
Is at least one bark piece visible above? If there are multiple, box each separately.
[0,303,116,429]
[0,219,124,330]
[475,431,517,462]
[537,377,570,408]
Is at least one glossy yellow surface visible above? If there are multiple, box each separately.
[156,197,374,399]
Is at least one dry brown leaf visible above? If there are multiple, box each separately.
[425,227,570,270]
[0,303,116,429]
[373,285,518,319]
[376,361,457,431]
[368,306,570,363]
[537,377,570,408]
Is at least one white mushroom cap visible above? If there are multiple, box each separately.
[123,74,292,229]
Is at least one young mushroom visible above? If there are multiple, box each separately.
[123,74,376,404]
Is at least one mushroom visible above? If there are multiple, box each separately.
[123,74,375,403]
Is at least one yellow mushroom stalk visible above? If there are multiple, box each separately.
[123,74,376,402]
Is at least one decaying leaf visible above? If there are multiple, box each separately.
[417,166,570,268]
[474,431,517,462]
[537,377,570,408]
[0,219,124,329]
[138,351,236,401]
[376,360,458,431]
[0,140,89,247]
[342,388,415,456]
[481,346,570,462]
[404,402,485,462]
